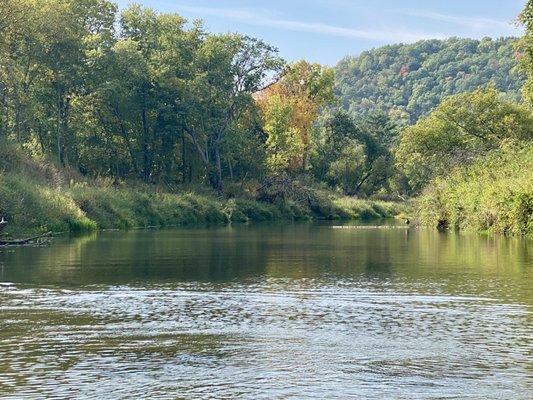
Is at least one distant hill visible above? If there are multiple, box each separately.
[335,37,526,123]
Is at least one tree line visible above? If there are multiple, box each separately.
[0,0,284,189]
[0,0,531,205]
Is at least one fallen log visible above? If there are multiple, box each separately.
[0,220,7,232]
[0,231,52,246]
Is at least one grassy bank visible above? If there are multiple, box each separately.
[416,144,533,236]
[0,145,405,235]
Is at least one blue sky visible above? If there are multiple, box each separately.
[114,0,526,65]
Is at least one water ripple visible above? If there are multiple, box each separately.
[1,280,531,399]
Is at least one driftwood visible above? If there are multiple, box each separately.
[0,231,52,246]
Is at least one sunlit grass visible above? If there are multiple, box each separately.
[0,143,406,235]
[417,143,533,236]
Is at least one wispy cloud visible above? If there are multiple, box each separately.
[397,10,520,35]
[176,4,447,42]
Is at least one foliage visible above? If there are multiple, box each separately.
[335,38,525,124]
[396,87,533,193]
[0,0,283,190]
[1,0,531,236]
[257,60,335,171]
[518,0,533,103]
[0,141,404,234]
[417,144,533,236]
[0,173,97,235]
[312,112,396,196]
[262,95,304,173]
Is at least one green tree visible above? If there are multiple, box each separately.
[313,112,394,196]
[262,95,304,174]
[183,34,283,189]
[518,0,533,103]
[396,87,533,193]
[335,38,525,124]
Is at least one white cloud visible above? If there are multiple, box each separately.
[397,10,521,35]
[175,4,447,42]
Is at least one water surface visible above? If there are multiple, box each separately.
[0,223,531,399]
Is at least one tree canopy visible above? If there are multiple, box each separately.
[0,0,531,220]
[518,0,533,103]
[0,0,284,189]
[335,37,525,124]
[396,87,533,193]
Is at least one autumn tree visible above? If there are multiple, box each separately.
[257,61,334,172]
[262,95,304,174]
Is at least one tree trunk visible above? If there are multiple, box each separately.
[56,92,63,166]
[213,145,223,191]
[354,171,372,194]
[141,107,151,182]
[228,156,234,180]
[111,107,140,177]
[55,87,70,167]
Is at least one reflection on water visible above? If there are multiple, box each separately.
[0,223,531,399]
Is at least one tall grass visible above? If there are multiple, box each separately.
[0,174,96,234]
[332,197,406,220]
[0,142,405,235]
[417,144,533,236]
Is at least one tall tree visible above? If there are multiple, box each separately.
[258,61,335,171]
[518,0,533,103]
[312,112,394,196]
[183,34,283,189]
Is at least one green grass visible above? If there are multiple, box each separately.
[332,197,405,220]
[417,143,533,236]
[0,178,405,235]
[0,174,97,234]
[0,142,405,235]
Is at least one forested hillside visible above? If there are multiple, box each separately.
[0,0,531,236]
[335,38,525,123]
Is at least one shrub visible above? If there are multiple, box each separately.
[417,144,533,235]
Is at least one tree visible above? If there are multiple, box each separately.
[258,61,335,171]
[518,0,533,103]
[183,34,283,189]
[312,112,394,196]
[335,38,525,124]
[262,95,304,174]
[396,87,533,193]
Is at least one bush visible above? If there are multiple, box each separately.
[417,144,533,235]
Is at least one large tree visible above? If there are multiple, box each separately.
[257,61,335,172]
[183,34,283,189]
[312,111,395,196]
[519,0,533,103]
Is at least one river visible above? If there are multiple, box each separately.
[0,222,531,399]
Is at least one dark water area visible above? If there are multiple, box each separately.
[0,222,531,399]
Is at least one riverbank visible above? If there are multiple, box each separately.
[0,180,405,236]
[416,144,533,236]
[0,145,405,235]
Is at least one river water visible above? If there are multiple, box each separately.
[0,223,531,399]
